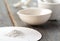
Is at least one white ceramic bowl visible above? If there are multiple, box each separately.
[0,27,42,41]
[17,8,52,25]
[38,0,60,20]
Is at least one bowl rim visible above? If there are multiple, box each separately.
[17,7,52,16]
[38,0,60,5]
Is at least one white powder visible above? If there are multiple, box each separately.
[6,30,22,37]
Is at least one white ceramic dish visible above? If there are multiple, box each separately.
[38,0,60,20]
[17,8,52,25]
[0,27,42,41]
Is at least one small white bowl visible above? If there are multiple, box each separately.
[17,8,52,25]
[38,0,60,20]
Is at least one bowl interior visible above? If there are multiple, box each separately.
[18,8,52,16]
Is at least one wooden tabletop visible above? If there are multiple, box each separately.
[0,0,60,41]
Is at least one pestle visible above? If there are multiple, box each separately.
[13,0,31,8]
